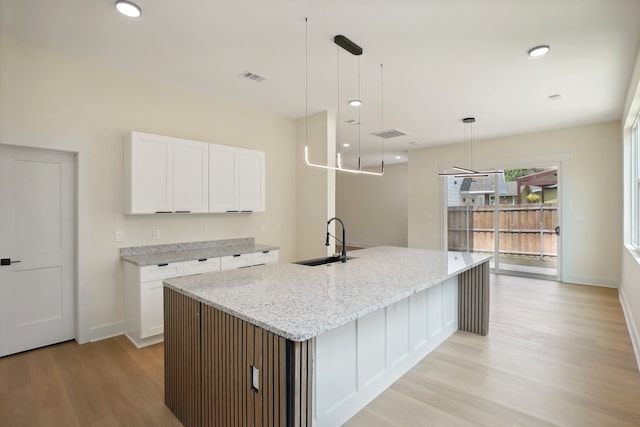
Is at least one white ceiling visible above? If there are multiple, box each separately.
[2,0,640,166]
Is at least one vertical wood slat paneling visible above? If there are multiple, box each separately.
[458,261,490,336]
[165,289,314,426]
[164,288,201,427]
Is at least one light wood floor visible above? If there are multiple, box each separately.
[1,274,639,426]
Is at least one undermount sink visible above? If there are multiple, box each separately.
[293,256,355,266]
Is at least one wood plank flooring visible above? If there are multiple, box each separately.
[1,274,639,426]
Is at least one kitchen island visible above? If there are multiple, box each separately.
[163,246,491,427]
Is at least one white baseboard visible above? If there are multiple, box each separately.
[89,320,125,343]
[561,274,619,288]
[619,288,640,372]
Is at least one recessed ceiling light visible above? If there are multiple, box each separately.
[343,143,350,147]
[116,1,141,18]
[395,156,402,160]
[349,99,362,107]
[528,45,550,59]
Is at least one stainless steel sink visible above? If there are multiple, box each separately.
[293,256,355,266]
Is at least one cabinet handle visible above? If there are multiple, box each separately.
[233,254,241,258]
[175,210,191,214]
[157,263,169,267]
[155,211,172,214]
[226,210,239,213]
[198,258,207,262]
[240,210,253,213]
[262,250,270,254]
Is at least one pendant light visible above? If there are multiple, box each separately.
[438,117,501,178]
[304,18,385,176]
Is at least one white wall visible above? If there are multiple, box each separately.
[296,111,336,260]
[408,121,622,287]
[336,163,408,248]
[0,36,298,341]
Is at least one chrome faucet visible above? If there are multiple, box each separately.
[326,217,347,262]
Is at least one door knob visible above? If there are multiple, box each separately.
[1,258,21,266]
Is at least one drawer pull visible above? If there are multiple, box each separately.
[175,210,191,214]
[262,250,270,254]
[198,258,208,262]
[157,263,169,267]
[155,211,172,214]
[233,254,241,258]
[226,210,239,213]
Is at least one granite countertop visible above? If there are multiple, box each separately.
[120,238,279,266]
[164,246,491,342]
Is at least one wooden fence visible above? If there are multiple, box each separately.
[448,204,558,258]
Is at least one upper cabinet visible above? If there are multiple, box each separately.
[125,132,209,214]
[173,138,209,213]
[209,145,265,213]
[125,131,265,215]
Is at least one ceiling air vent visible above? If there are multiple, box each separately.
[239,71,267,82]
[371,129,408,139]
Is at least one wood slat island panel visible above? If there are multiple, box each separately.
[165,287,313,427]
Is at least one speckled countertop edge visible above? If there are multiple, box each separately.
[120,238,279,266]
[164,246,492,342]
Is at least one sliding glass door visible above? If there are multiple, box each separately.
[445,166,560,280]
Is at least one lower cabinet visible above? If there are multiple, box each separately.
[124,250,279,348]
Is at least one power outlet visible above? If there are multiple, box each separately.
[251,365,259,392]
[114,230,124,242]
[152,229,161,240]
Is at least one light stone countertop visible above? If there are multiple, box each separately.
[120,238,279,266]
[164,246,492,341]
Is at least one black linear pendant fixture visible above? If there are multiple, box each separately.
[304,19,385,176]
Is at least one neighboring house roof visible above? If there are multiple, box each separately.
[460,174,509,195]
[504,181,517,197]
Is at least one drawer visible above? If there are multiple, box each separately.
[220,253,252,271]
[183,258,221,275]
[252,250,279,266]
[140,262,184,282]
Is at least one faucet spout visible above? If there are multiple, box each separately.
[326,217,347,262]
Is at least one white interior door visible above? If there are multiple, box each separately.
[0,146,75,357]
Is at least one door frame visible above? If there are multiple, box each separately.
[0,129,91,344]
[442,154,567,282]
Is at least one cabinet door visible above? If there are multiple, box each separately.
[209,145,239,212]
[237,149,265,212]
[141,280,164,338]
[173,138,209,213]
[125,132,174,214]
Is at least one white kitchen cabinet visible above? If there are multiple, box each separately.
[124,249,276,348]
[183,258,221,275]
[124,132,209,214]
[173,138,209,213]
[124,132,174,214]
[251,249,279,266]
[208,144,239,212]
[237,149,265,212]
[220,253,253,270]
[209,144,265,213]
[124,261,185,347]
